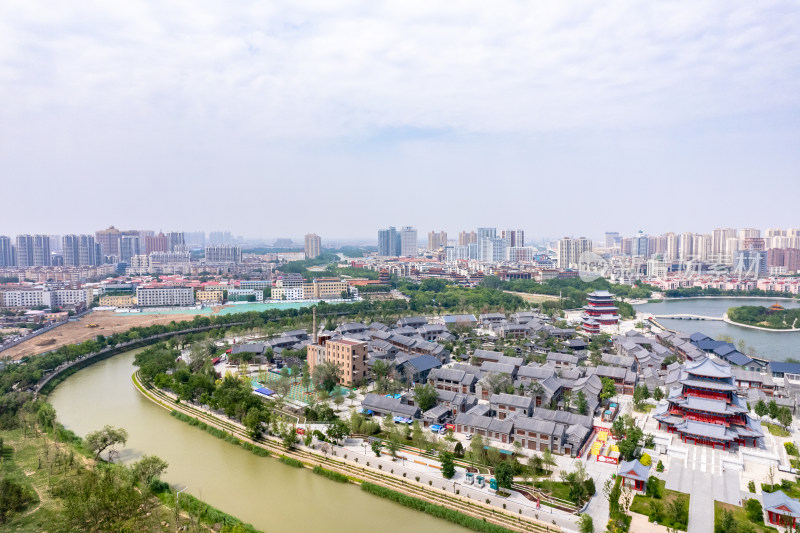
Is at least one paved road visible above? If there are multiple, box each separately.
[666,460,741,533]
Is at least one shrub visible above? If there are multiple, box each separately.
[745,498,764,524]
[646,477,662,499]
[312,465,349,483]
[639,453,652,467]
[360,482,517,533]
[278,455,303,468]
[584,478,596,497]
[748,480,756,493]
[785,442,799,456]
[656,460,664,472]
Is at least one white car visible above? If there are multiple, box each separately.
[465,434,472,440]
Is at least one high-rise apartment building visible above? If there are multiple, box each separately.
[62,234,99,266]
[664,233,679,261]
[604,232,621,249]
[400,227,418,257]
[479,237,506,263]
[143,233,168,255]
[712,228,737,258]
[304,234,322,259]
[16,235,51,267]
[680,232,694,260]
[205,245,242,263]
[501,229,524,249]
[739,228,761,240]
[377,227,400,257]
[724,237,739,266]
[632,231,649,257]
[119,235,141,263]
[208,231,232,245]
[458,231,477,246]
[557,237,592,269]
[0,236,12,267]
[95,226,122,257]
[167,232,185,252]
[693,234,712,262]
[427,231,447,250]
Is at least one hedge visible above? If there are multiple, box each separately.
[360,482,517,533]
[159,491,260,532]
[168,410,273,456]
[312,465,349,483]
[278,455,303,468]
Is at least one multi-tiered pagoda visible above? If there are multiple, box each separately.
[654,358,763,449]
[581,290,619,334]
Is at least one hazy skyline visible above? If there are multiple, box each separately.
[1,1,798,239]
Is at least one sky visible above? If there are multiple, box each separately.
[1,1,799,242]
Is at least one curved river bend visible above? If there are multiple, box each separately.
[635,297,800,361]
[49,349,466,533]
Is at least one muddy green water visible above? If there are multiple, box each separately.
[49,349,466,533]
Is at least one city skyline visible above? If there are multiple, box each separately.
[1,2,799,237]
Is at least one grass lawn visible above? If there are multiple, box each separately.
[630,479,690,531]
[533,480,576,504]
[764,422,790,437]
[0,428,196,532]
[635,404,655,413]
[715,501,779,533]
[762,481,800,500]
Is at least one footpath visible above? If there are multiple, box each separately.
[133,371,569,533]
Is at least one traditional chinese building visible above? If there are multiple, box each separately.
[581,290,619,333]
[654,358,763,449]
[617,459,650,493]
[763,490,800,528]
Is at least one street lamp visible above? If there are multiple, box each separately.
[175,486,188,532]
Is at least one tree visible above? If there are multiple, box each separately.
[633,384,650,410]
[480,372,511,396]
[528,453,544,477]
[745,498,763,524]
[778,406,793,429]
[326,419,350,443]
[470,433,485,462]
[768,400,779,420]
[576,390,588,415]
[494,461,514,489]
[36,403,56,431]
[653,386,664,401]
[0,478,35,523]
[413,383,439,412]
[600,378,617,402]
[440,451,456,479]
[578,513,594,533]
[454,442,464,458]
[312,361,341,394]
[86,425,129,462]
[131,455,169,487]
[371,441,382,457]
[754,399,767,417]
[542,447,556,468]
[668,496,689,529]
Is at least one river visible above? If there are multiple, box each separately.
[49,349,467,533]
[634,297,800,361]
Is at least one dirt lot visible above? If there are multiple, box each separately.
[3,311,201,361]
[503,291,560,304]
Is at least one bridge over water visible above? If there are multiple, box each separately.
[650,314,723,321]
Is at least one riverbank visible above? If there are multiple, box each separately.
[131,371,560,533]
[661,296,799,301]
[723,314,800,333]
[0,426,256,532]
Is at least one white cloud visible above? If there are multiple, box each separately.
[1,0,798,140]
